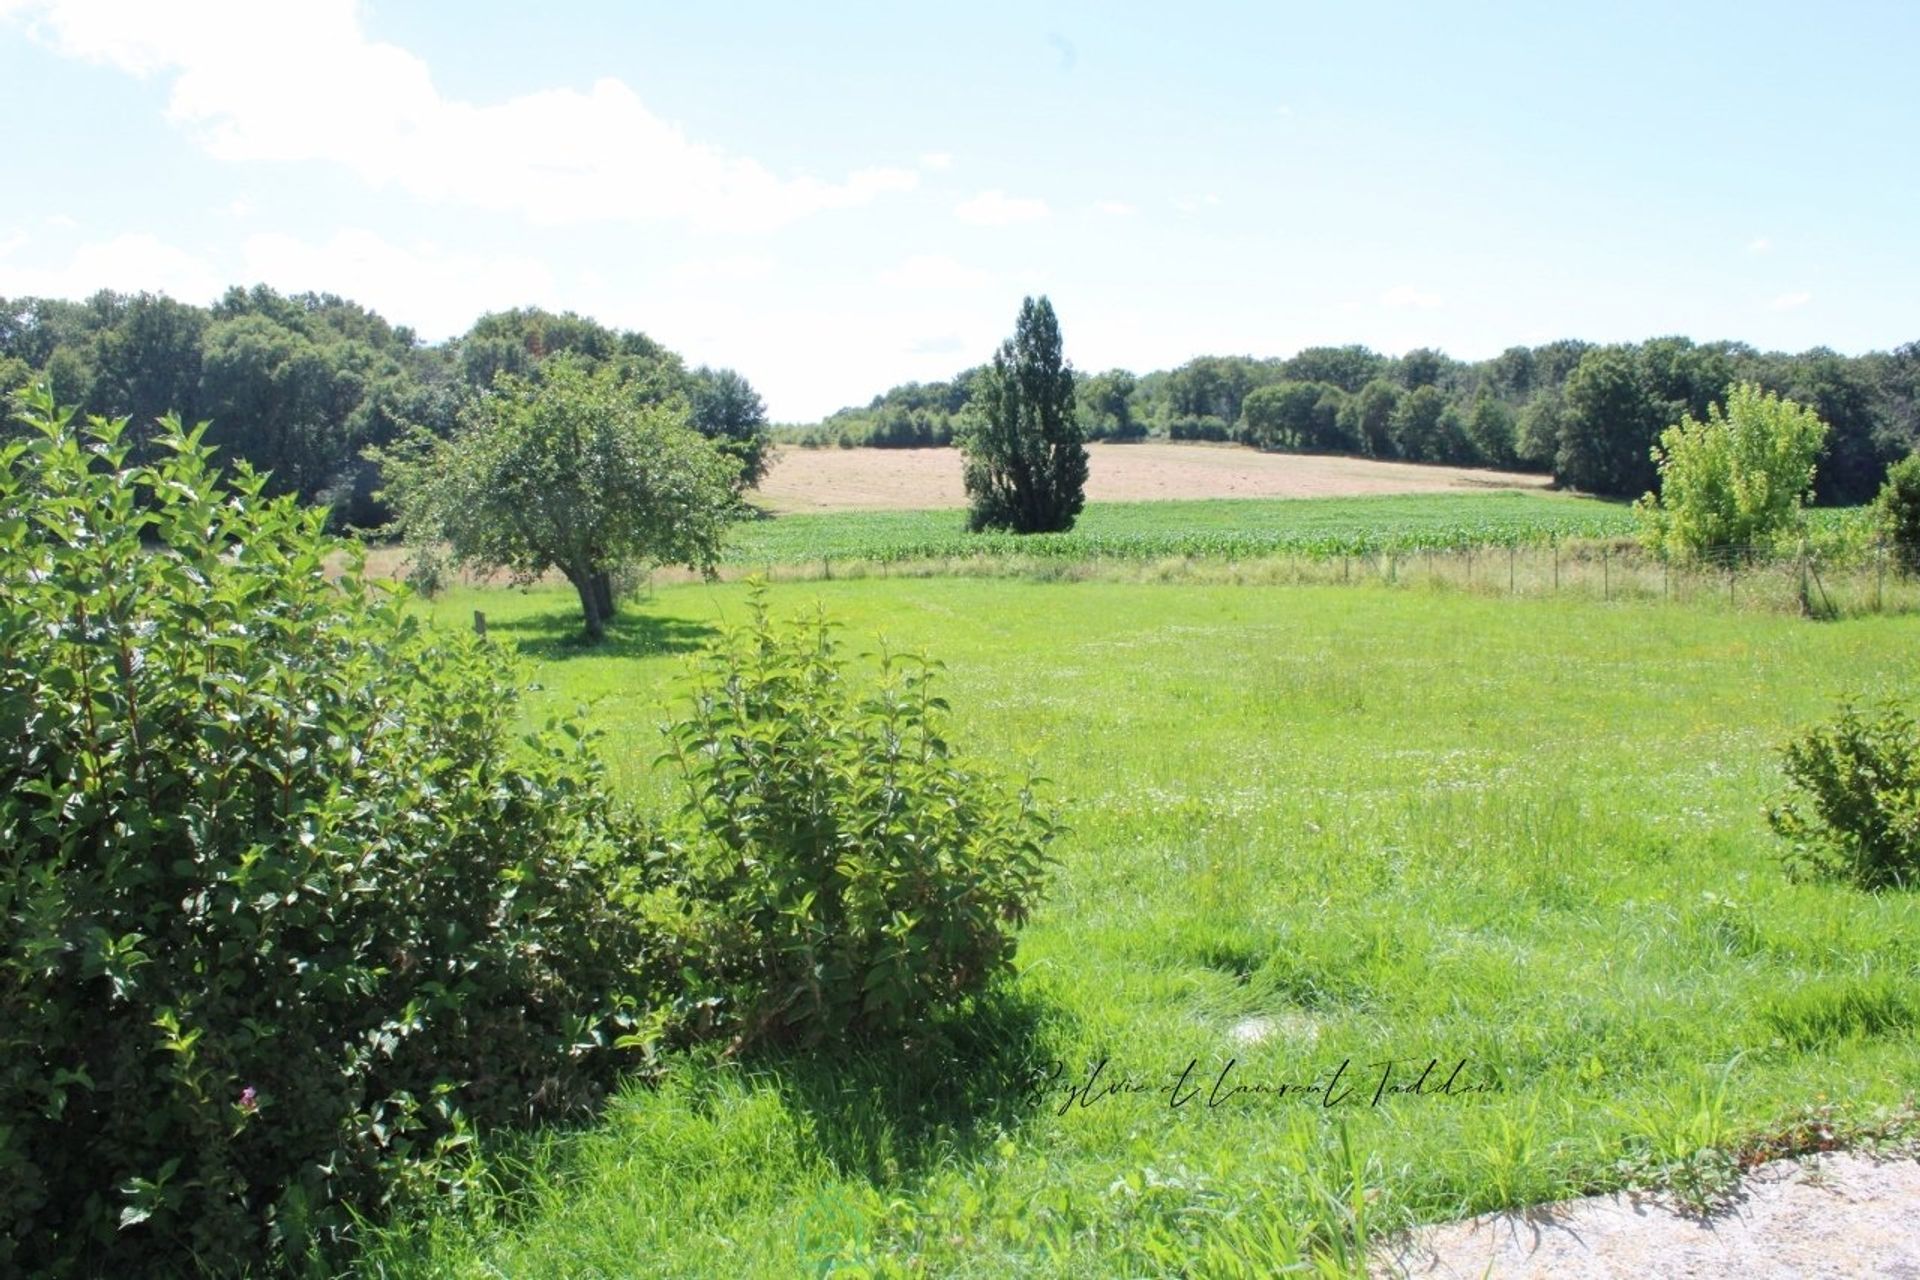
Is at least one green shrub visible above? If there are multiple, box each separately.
[660,589,1057,1050]
[0,388,664,1275]
[1768,699,1920,889]
[1633,382,1829,559]
[1877,452,1920,572]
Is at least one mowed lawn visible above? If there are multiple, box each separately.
[370,577,1920,1277]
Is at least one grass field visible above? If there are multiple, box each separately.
[362,574,1920,1278]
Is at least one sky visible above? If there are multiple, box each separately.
[1,1,1916,422]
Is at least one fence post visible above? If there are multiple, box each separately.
[1508,544,1515,594]
[1603,545,1610,601]
[1552,538,1560,591]
[472,610,486,637]
[1877,543,1886,612]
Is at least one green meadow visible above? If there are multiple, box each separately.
[363,570,1920,1277]
[716,491,1878,569]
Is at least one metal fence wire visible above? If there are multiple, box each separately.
[723,538,1920,619]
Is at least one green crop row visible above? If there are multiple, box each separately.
[725,493,1876,568]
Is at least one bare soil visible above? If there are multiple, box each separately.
[1377,1151,1920,1278]
[753,442,1550,514]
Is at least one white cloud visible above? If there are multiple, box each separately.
[241,229,558,339]
[0,231,223,301]
[877,254,990,291]
[919,151,954,171]
[5,0,917,232]
[954,189,1049,226]
[1380,285,1443,310]
[1094,200,1136,216]
[670,254,776,284]
[1769,290,1812,311]
[1173,193,1222,213]
[1748,235,1772,253]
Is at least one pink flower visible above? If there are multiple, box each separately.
[238,1087,258,1112]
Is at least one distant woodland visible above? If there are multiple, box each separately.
[0,288,766,529]
[5,287,1916,514]
[793,339,1920,504]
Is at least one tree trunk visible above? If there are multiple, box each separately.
[569,569,605,642]
[592,569,616,624]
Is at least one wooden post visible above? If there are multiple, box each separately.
[1602,546,1610,600]
[1877,545,1886,612]
[1799,540,1810,617]
[472,610,486,636]
[1552,539,1559,591]
[1508,544,1515,593]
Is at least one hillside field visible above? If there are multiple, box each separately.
[364,574,1920,1277]
[753,442,1552,513]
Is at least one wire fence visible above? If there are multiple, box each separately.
[717,539,1920,619]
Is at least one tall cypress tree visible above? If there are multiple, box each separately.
[961,296,1087,533]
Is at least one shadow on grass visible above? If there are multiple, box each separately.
[483,606,720,662]
[745,986,1067,1183]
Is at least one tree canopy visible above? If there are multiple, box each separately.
[378,355,740,640]
[1633,382,1829,557]
[959,296,1087,534]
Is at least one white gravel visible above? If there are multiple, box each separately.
[1376,1151,1920,1279]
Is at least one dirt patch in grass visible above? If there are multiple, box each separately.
[1378,1150,1920,1278]
[754,442,1551,513]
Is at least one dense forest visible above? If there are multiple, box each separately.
[796,338,1920,504]
[0,287,769,528]
[5,287,1916,511]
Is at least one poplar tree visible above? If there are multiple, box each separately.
[960,296,1087,533]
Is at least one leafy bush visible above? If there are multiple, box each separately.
[661,589,1057,1049]
[1877,451,1920,572]
[1634,382,1829,558]
[1167,414,1234,442]
[0,388,663,1275]
[1768,699,1920,889]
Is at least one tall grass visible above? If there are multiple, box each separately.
[361,577,1920,1278]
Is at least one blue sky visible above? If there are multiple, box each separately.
[1,1,1915,420]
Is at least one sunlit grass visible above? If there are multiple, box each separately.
[363,576,1920,1278]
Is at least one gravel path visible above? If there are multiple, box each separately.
[1377,1151,1920,1278]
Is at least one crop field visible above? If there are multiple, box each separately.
[753,442,1552,514]
[724,490,1635,567]
[366,574,1920,1277]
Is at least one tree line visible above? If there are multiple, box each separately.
[8,286,1916,509]
[0,287,771,527]
[791,337,1920,504]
